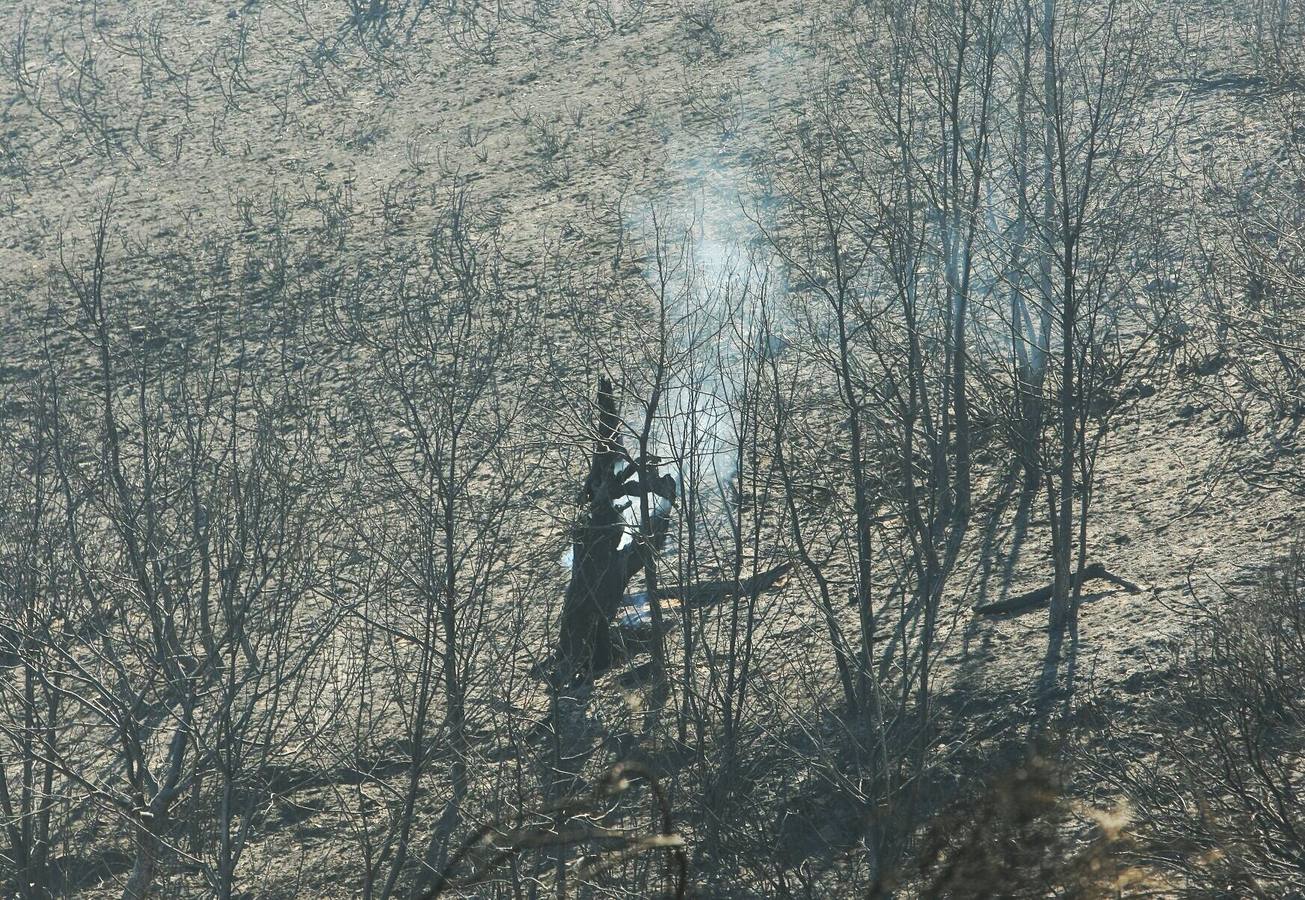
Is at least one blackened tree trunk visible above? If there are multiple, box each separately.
[554,377,674,683]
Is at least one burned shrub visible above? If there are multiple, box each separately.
[1106,542,1305,895]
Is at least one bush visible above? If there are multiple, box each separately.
[1107,541,1305,896]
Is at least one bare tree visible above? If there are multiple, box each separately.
[0,372,80,900]
[1027,0,1176,687]
[325,188,541,898]
[0,199,339,900]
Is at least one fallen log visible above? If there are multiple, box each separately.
[614,563,792,631]
[655,563,793,608]
[612,563,793,659]
[974,562,1141,616]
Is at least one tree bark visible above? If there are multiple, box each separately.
[122,822,162,900]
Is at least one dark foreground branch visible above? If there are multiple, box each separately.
[415,761,687,899]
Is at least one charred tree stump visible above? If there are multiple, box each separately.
[553,378,675,684]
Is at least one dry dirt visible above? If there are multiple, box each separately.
[1,0,1300,896]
